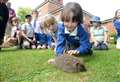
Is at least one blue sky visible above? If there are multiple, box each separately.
[10,0,120,21]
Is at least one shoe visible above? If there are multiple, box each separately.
[32,45,36,49]
[37,45,41,49]
[41,45,47,49]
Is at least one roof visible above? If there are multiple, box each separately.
[102,18,113,24]
[34,0,62,10]
[34,0,93,17]
[34,0,114,23]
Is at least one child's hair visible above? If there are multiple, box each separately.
[25,15,32,19]
[113,9,120,21]
[10,16,19,26]
[43,14,57,28]
[32,10,38,14]
[61,2,83,24]
[115,9,120,18]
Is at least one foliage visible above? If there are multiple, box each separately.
[17,7,32,24]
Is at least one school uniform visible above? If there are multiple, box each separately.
[56,23,92,56]
[113,19,120,49]
[31,19,47,45]
[90,26,108,50]
[11,26,19,38]
[47,25,58,48]
[0,3,9,45]
[21,23,35,48]
[21,23,34,38]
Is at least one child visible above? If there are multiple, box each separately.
[90,16,109,50]
[5,2,16,37]
[48,2,92,64]
[31,10,48,49]
[56,2,92,56]
[42,14,58,49]
[0,17,21,48]
[21,15,36,49]
[113,9,120,50]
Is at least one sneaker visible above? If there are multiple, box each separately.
[32,45,36,49]
[37,45,41,49]
[41,45,47,49]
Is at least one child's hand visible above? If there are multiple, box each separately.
[103,41,108,45]
[33,38,36,42]
[28,39,34,44]
[30,40,36,44]
[28,39,32,43]
[67,50,79,56]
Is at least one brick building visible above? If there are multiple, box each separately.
[35,0,93,22]
[102,19,116,34]
[35,0,115,34]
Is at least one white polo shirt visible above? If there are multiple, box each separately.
[31,19,43,33]
[21,23,34,38]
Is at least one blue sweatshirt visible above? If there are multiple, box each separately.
[56,23,92,56]
[47,25,58,47]
[113,19,120,38]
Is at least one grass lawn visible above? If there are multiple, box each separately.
[0,45,120,82]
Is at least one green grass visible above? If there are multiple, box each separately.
[0,45,120,82]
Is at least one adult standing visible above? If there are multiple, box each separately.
[6,2,16,21]
[0,0,9,50]
[5,2,16,37]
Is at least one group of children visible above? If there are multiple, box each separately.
[2,10,54,49]
[1,2,120,58]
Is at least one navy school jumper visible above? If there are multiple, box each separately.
[56,23,92,56]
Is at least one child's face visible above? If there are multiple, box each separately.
[92,22,100,27]
[64,21,78,32]
[25,17,31,23]
[116,10,120,19]
[32,12,38,19]
[47,23,57,32]
[12,20,19,26]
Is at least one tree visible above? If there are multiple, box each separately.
[17,7,32,23]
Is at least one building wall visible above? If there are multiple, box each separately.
[37,2,49,16]
[102,22,116,34]
[37,1,62,19]
[36,0,95,31]
[48,2,61,13]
